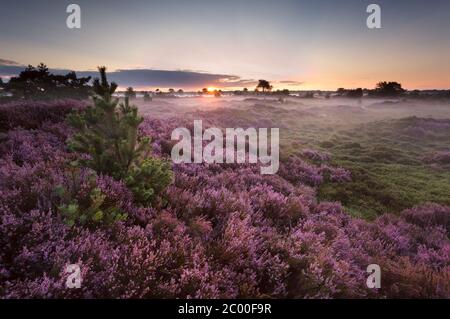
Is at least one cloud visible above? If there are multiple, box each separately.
[0,59,299,90]
[75,69,257,89]
[0,59,25,79]
[0,60,255,89]
[0,59,21,66]
[277,80,304,86]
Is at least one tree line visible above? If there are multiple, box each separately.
[0,63,91,100]
[2,64,446,101]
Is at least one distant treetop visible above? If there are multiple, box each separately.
[256,79,273,92]
[4,63,92,100]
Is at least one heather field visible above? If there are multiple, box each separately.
[1,95,449,298]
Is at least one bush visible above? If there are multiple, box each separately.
[125,157,173,206]
[4,63,91,100]
[55,165,128,228]
[67,67,172,205]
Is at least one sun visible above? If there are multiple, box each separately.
[207,87,219,92]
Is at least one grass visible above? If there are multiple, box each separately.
[315,117,450,219]
[319,162,450,219]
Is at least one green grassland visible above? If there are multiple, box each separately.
[282,109,450,219]
[316,118,450,219]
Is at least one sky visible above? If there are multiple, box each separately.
[1,0,450,90]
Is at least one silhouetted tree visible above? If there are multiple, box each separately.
[374,81,405,97]
[202,88,208,94]
[5,63,91,100]
[243,88,248,92]
[337,88,346,96]
[125,87,136,99]
[347,88,363,98]
[277,89,290,95]
[256,80,272,92]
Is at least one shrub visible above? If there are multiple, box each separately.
[55,165,127,228]
[4,63,92,100]
[0,99,85,132]
[125,157,173,206]
[67,67,172,205]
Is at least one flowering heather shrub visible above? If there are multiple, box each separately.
[278,157,324,186]
[401,203,450,233]
[320,165,352,183]
[0,99,86,132]
[0,101,449,298]
[278,156,351,186]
